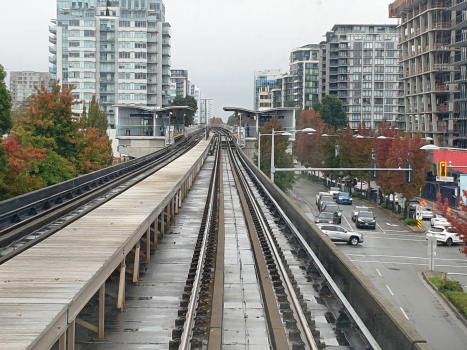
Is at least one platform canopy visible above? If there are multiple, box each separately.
[114,105,196,118]
[223,106,300,117]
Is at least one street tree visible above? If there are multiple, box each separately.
[0,65,13,135]
[257,117,295,192]
[85,95,108,134]
[312,96,348,129]
[437,194,467,256]
[171,95,198,126]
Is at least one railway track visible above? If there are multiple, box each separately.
[0,129,206,263]
[169,129,381,349]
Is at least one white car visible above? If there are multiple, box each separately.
[316,191,331,205]
[421,207,435,219]
[430,214,450,227]
[316,224,364,246]
[426,226,464,246]
[354,181,369,190]
[329,187,340,198]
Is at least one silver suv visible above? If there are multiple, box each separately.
[316,224,364,245]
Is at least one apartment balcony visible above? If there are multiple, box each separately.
[162,59,171,66]
[49,45,57,54]
[100,57,115,63]
[49,24,57,34]
[100,36,115,42]
[49,67,57,74]
[452,32,467,48]
[49,56,57,64]
[162,29,171,37]
[162,39,171,46]
[436,105,450,112]
[49,35,56,44]
[433,22,451,29]
[99,25,115,31]
[147,47,158,53]
[147,90,158,94]
[450,0,467,11]
[148,27,158,33]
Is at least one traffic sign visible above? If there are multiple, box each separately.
[416,205,423,220]
[436,176,454,182]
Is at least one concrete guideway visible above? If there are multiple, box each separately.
[0,138,212,350]
[291,178,467,350]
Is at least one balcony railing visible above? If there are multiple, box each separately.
[49,45,57,54]
[49,25,57,34]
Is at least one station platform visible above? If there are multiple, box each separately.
[0,138,211,350]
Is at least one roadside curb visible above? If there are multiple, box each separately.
[421,270,467,330]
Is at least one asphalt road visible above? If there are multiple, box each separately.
[290,178,467,350]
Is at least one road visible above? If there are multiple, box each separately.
[290,178,467,350]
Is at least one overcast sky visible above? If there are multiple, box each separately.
[0,0,398,121]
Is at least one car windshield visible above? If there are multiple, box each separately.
[319,212,334,219]
[429,227,445,232]
[330,187,339,191]
[339,192,350,196]
[359,212,373,218]
[326,206,338,211]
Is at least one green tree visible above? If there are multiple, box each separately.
[171,95,198,126]
[313,96,348,129]
[85,95,108,134]
[0,65,13,135]
[227,113,238,126]
[257,117,296,192]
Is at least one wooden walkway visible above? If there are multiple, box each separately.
[0,139,211,350]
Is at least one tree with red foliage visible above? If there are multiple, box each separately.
[437,194,467,256]
[75,124,113,173]
[0,137,47,200]
[294,110,324,167]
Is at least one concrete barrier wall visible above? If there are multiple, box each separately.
[239,149,433,350]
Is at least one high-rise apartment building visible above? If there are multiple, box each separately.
[9,71,50,110]
[319,24,404,130]
[389,0,462,146]
[200,98,212,124]
[49,0,172,128]
[190,84,201,123]
[451,0,467,147]
[253,69,283,110]
[170,69,189,98]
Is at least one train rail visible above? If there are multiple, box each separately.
[0,129,205,263]
[168,129,381,349]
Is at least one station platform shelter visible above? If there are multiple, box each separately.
[223,107,298,161]
[115,105,196,158]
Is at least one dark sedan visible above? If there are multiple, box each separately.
[355,211,377,229]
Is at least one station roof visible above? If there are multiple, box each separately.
[114,105,196,115]
[223,107,299,116]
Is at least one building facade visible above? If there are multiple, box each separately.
[253,69,283,110]
[9,71,50,110]
[319,24,404,130]
[170,69,189,98]
[190,84,201,123]
[200,98,212,124]
[389,0,462,146]
[50,0,172,128]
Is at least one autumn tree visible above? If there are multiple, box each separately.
[211,117,223,125]
[75,122,113,173]
[257,117,295,191]
[0,137,48,200]
[293,110,324,167]
[313,96,348,129]
[437,193,467,255]
[85,95,108,134]
[0,65,13,135]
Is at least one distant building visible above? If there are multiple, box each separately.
[9,71,50,110]
[253,69,283,110]
[170,69,189,98]
[49,0,172,129]
[190,84,201,123]
[319,24,404,130]
[200,98,212,124]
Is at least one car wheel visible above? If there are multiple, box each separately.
[349,237,359,246]
[445,238,453,247]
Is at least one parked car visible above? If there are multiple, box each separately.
[315,211,339,224]
[316,224,364,245]
[329,187,341,198]
[319,196,335,212]
[322,203,342,224]
[421,207,435,219]
[336,192,353,205]
[351,206,371,221]
[316,191,331,205]
[355,211,377,229]
[408,199,421,210]
[431,214,450,227]
[426,226,464,246]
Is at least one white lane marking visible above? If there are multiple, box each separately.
[349,260,467,269]
[346,253,467,263]
[386,222,399,227]
[376,223,386,233]
[400,307,410,320]
[386,285,395,296]
[376,268,382,277]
